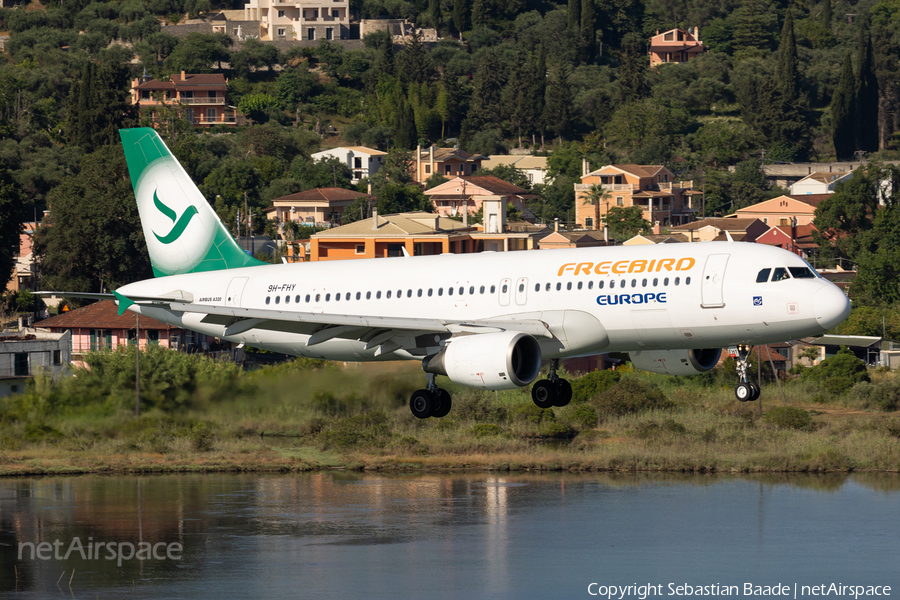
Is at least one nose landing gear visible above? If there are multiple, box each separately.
[531,359,573,409]
[409,373,453,419]
[730,345,760,402]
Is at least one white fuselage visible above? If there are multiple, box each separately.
[119,242,850,362]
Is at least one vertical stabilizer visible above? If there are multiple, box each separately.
[119,128,266,277]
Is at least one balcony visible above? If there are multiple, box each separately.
[178,97,226,105]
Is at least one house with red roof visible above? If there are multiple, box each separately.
[413,146,488,183]
[754,224,819,259]
[649,27,707,67]
[131,72,237,126]
[575,164,699,230]
[423,175,535,219]
[265,188,370,227]
[36,300,226,357]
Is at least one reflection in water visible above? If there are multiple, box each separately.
[1,472,898,599]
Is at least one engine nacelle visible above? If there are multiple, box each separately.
[630,348,722,376]
[423,331,542,390]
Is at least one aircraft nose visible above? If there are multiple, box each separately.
[813,284,850,331]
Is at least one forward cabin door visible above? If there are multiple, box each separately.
[700,254,729,308]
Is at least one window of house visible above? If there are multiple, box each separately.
[14,353,28,376]
[444,165,451,175]
[141,90,150,100]
[53,350,61,365]
[326,28,333,40]
[616,196,624,206]
[277,28,286,37]
[206,108,217,123]
[664,32,674,40]
[585,217,593,228]
[277,9,285,17]
[307,28,315,40]
[355,244,365,254]
[332,9,339,17]
[471,165,478,173]
[424,164,431,174]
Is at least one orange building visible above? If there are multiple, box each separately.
[265,188,369,226]
[308,210,545,261]
[729,195,826,227]
[649,28,707,66]
[423,175,533,218]
[575,164,698,229]
[131,72,236,126]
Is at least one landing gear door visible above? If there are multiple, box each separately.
[515,277,528,306]
[498,278,511,307]
[700,254,729,308]
[225,277,249,307]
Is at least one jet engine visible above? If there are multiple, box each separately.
[630,348,722,376]
[423,331,542,390]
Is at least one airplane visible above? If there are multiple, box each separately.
[46,128,852,419]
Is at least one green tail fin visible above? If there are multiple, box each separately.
[119,128,266,277]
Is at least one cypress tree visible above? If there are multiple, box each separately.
[429,0,441,31]
[471,0,486,29]
[831,51,856,159]
[823,0,832,30]
[855,27,879,152]
[532,43,547,133]
[543,65,573,140]
[579,0,596,64]
[567,0,580,32]
[394,91,417,150]
[616,32,649,103]
[452,0,468,35]
[777,11,800,104]
[465,50,504,131]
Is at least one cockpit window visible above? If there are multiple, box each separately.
[789,267,816,279]
[772,267,791,282]
[756,268,771,283]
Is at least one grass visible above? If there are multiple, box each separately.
[0,348,899,475]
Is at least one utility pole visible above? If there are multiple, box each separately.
[135,313,140,417]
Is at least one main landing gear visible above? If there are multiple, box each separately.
[531,359,573,409]
[730,345,761,402]
[409,373,453,419]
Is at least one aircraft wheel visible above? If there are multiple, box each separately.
[749,382,761,401]
[431,389,452,418]
[554,379,573,407]
[410,389,435,419]
[735,383,753,402]
[531,380,557,409]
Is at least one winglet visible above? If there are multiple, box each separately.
[113,291,135,316]
[725,231,734,242]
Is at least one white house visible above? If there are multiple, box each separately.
[481,155,550,185]
[312,147,387,185]
[789,171,852,195]
[243,0,350,41]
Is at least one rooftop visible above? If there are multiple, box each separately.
[37,300,179,330]
[314,211,474,237]
[272,188,367,203]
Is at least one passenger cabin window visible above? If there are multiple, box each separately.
[490,285,496,294]
[376,291,382,299]
[535,284,540,292]
[772,268,791,282]
[756,268,771,283]
[598,281,604,289]
[501,285,507,293]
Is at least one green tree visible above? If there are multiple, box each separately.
[0,166,27,291]
[394,91,418,150]
[471,0,486,28]
[823,0,832,30]
[67,62,137,153]
[730,0,776,58]
[463,50,504,133]
[543,65,573,140]
[377,182,435,214]
[582,183,609,229]
[276,67,320,113]
[453,0,468,35]
[35,147,152,293]
[579,0,596,64]
[429,0,442,31]
[237,93,280,122]
[567,0,580,31]
[397,31,434,85]
[616,32,648,103]
[231,38,280,79]
[831,52,856,159]
[856,27,879,153]
[164,32,232,73]
[776,11,800,104]
[606,205,650,241]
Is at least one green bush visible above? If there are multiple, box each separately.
[823,376,854,396]
[318,411,390,449]
[511,403,554,424]
[188,422,215,451]
[541,421,576,439]
[802,347,869,385]
[762,407,813,430]
[452,392,507,423]
[570,404,598,429]
[471,423,504,437]
[570,370,621,403]
[591,379,673,417]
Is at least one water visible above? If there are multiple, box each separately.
[1,473,898,599]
